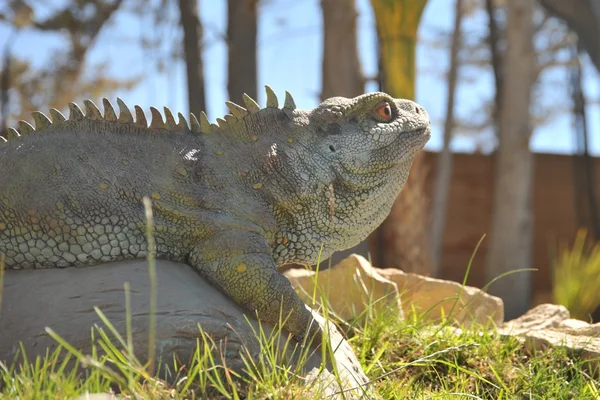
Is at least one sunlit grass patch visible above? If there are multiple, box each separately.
[348,301,599,398]
[553,229,600,320]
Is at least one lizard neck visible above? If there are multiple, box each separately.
[270,160,409,266]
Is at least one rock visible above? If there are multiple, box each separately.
[557,318,593,332]
[499,303,570,335]
[283,254,402,321]
[376,266,504,327]
[499,304,600,376]
[523,329,600,368]
[284,254,504,328]
[0,260,369,398]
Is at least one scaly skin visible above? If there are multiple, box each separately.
[0,87,430,341]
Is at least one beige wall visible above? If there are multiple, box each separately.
[423,151,596,303]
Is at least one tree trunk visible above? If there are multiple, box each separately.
[430,0,463,276]
[0,46,11,138]
[539,0,600,74]
[485,0,535,319]
[321,0,364,100]
[178,0,206,116]
[369,0,431,274]
[485,0,503,139]
[320,0,368,265]
[227,0,258,103]
[570,43,599,239]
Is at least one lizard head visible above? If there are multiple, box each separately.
[308,92,430,184]
[269,91,431,263]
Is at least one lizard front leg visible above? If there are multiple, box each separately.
[188,230,322,344]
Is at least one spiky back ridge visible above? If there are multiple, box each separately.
[1,85,298,143]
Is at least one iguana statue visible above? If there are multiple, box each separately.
[0,86,430,341]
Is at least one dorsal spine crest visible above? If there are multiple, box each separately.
[3,86,298,143]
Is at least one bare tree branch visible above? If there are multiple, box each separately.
[539,0,600,73]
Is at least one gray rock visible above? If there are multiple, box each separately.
[499,304,600,377]
[499,303,570,335]
[0,259,369,398]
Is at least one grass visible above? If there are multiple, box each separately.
[553,229,600,320]
[350,308,600,399]
[2,288,599,399]
[1,210,599,399]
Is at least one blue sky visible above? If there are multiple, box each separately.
[1,0,599,154]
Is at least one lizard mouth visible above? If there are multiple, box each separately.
[339,126,431,177]
[377,125,431,154]
[382,125,431,162]
[403,126,432,142]
[394,126,431,152]
[335,125,432,179]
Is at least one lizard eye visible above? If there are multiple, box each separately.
[375,102,393,122]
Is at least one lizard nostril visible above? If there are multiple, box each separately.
[415,106,420,114]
